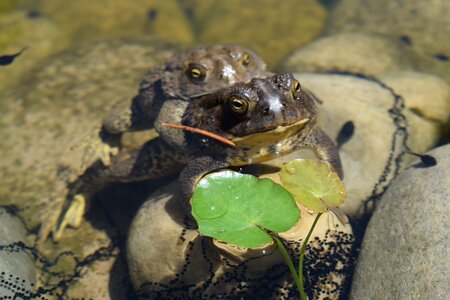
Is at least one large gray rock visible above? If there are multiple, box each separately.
[350,144,450,299]
[0,208,36,298]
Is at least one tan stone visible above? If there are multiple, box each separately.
[278,33,412,77]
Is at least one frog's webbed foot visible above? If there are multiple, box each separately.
[37,193,87,246]
[37,196,66,246]
[52,194,87,242]
[75,128,120,168]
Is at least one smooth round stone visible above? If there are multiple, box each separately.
[127,180,354,299]
[350,144,450,299]
[380,71,450,124]
[326,0,450,84]
[328,0,450,60]
[199,0,326,68]
[278,33,412,77]
[380,71,450,155]
[0,208,36,298]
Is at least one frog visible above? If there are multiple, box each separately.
[50,72,342,241]
[91,45,269,166]
[40,45,268,243]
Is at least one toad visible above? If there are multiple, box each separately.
[92,45,268,166]
[51,73,342,241]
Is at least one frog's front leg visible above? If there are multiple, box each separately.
[90,70,165,166]
[304,127,344,179]
[179,155,232,209]
[51,137,187,242]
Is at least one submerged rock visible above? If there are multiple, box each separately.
[199,0,326,68]
[127,180,354,299]
[278,33,413,77]
[0,208,36,298]
[328,0,450,58]
[0,10,69,92]
[327,0,450,83]
[21,0,193,44]
[350,144,450,299]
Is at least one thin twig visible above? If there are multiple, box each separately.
[161,123,237,147]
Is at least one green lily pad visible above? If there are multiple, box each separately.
[279,159,346,213]
[191,170,300,248]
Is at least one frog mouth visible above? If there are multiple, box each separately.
[230,118,310,147]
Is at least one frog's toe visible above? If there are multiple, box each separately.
[99,144,119,167]
[37,197,66,246]
[75,130,119,169]
[52,194,86,242]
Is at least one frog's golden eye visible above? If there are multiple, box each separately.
[293,80,301,93]
[228,96,249,115]
[242,53,251,66]
[185,64,206,82]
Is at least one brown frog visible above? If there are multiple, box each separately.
[51,73,342,241]
[94,45,268,166]
[177,72,342,202]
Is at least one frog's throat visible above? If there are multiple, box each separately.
[230,118,310,148]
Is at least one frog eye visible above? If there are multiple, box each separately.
[186,64,206,82]
[293,80,301,93]
[242,53,251,66]
[228,96,249,115]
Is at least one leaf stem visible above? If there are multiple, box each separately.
[272,235,302,299]
[298,212,322,300]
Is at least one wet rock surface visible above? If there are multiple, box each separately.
[350,145,450,299]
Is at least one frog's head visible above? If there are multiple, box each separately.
[162,45,268,99]
[185,73,316,148]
